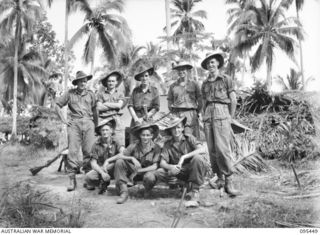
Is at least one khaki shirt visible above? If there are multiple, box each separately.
[167,80,202,111]
[97,88,125,117]
[201,74,235,105]
[128,85,160,118]
[123,141,161,168]
[88,137,123,166]
[161,134,199,165]
[56,88,96,119]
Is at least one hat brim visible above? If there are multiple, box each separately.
[201,53,224,70]
[172,64,193,70]
[72,75,93,85]
[95,118,116,135]
[134,67,154,81]
[131,123,159,140]
[101,71,123,87]
[163,116,187,133]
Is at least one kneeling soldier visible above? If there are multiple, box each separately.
[84,118,124,193]
[158,115,206,205]
[106,122,162,204]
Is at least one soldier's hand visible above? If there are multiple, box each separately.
[169,165,181,176]
[101,172,110,182]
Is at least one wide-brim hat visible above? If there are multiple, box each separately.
[100,70,123,88]
[72,71,93,85]
[130,122,159,140]
[172,61,193,70]
[95,118,116,135]
[201,50,224,70]
[162,115,187,132]
[134,64,154,81]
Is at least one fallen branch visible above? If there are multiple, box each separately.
[283,192,320,199]
[275,220,320,228]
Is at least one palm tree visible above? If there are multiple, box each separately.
[0,0,43,139]
[68,0,131,75]
[234,0,303,92]
[0,39,47,108]
[169,0,207,48]
[45,0,91,91]
[282,0,306,90]
[276,68,301,90]
[225,0,253,81]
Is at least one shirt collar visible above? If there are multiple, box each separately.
[138,141,155,152]
[96,136,114,146]
[75,88,88,96]
[139,85,151,93]
[104,88,117,94]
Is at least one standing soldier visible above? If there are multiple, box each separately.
[200,51,240,197]
[128,64,160,143]
[55,71,98,192]
[97,71,126,145]
[167,61,202,138]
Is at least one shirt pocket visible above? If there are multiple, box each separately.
[186,87,196,102]
[214,83,228,100]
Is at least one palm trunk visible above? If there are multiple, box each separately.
[64,0,69,92]
[165,0,172,84]
[266,64,272,93]
[11,1,22,141]
[296,10,305,91]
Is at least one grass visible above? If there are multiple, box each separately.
[0,181,84,228]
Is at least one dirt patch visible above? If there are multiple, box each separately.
[0,144,319,228]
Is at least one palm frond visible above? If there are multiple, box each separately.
[82,29,96,65]
[97,29,116,65]
[69,24,90,49]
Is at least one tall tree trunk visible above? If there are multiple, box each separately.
[266,64,272,93]
[296,10,305,91]
[165,0,172,84]
[64,0,69,92]
[11,1,22,141]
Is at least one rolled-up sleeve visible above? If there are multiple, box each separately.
[55,91,69,108]
[160,143,170,163]
[127,89,135,108]
[90,144,99,161]
[151,87,160,111]
[225,75,235,94]
[123,143,135,156]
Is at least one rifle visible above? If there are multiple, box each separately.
[29,148,68,176]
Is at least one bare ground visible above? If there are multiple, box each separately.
[0,144,320,228]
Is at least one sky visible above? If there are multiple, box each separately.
[46,0,320,91]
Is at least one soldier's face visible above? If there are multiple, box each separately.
[177,68,187,79]
[107,75,117,89]
[76,78,88,90]
[171,122,184,137]
[207,58,219,73]
[140,128,153,144]
[140,72,150,85]
[100,125,113,138]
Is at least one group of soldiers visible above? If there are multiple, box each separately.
[54,50,240,205]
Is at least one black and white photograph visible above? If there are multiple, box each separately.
[0,0,319,231]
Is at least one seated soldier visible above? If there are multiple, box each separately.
[105,122,162,204]
[84,118,125,194]
[158,115,206,205]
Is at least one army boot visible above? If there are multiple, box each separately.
[224,176,241,197]
[67,173,77,192]
[116,183,129,204]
